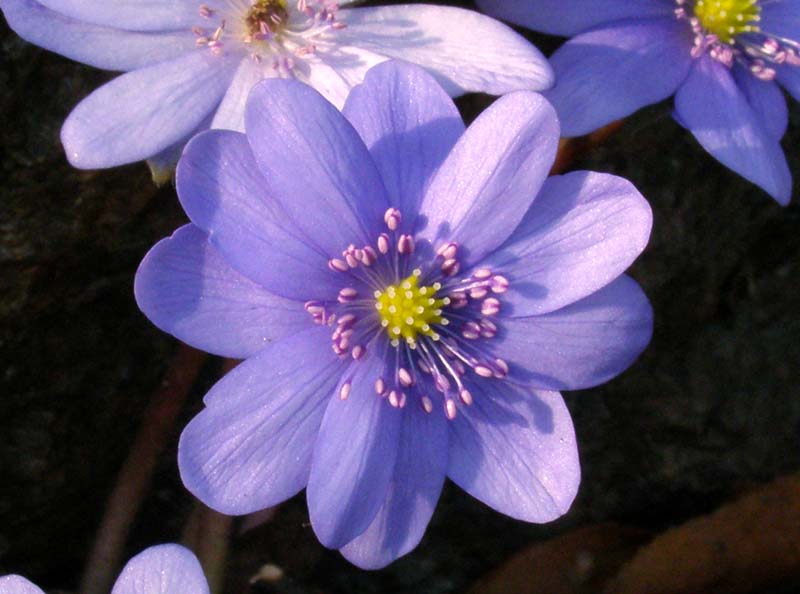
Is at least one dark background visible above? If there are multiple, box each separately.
[2,1,799,592]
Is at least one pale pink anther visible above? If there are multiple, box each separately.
[459,389,473,406]
[474,365,494,378]
[442,258,460,277]
[481,298,501,316]
[337,313,355,327]
[384,207,402,231]
[494,358,509,378]
[445,399,457,420]
[473,268,492,280]
[421,395,434,414]
[398,367,414,387]
[469,286,488,300]
[352,345,365,360]
[449,292,468,309]
[337,287,358,303]
[462,321,481,340]
[397,234,414,255]
[398,392,408,408]
[388,390,401,408]
[328,258,348,272]
[375,377,386,395]
[418,359,431,374]
[491,275,509,293]
[361,246,377,266]
[453,360,466,376]
[437,242,458,260]
[377,233,390,254]
[339,382,351,400]
[434,374,451,393]
[199,4,214,18]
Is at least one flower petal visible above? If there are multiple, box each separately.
[492,275,653,391]
[176,129,341,301]
[36,0,208,31]
[307,358,403,549]
[244,79,390,254]
[418,91,558,265]
[299,46,387,110]
[675,55,792,205]
[732,66,788,141]
[761,0,800,41]
[339,399,447,569]
[545,18,693,137]
[210,57,268,133]
[777,63,800,103]
[134,224,307,359]
[448,385,579,523]
[342,60,464,232]
[487,171,652,317]
[476,0,675,37]
[1,0,197,71]
[61,50,236,168]
[110,544,208,594]
[337,4,553,95]
[178,327,346,515]
[0,576,45,594]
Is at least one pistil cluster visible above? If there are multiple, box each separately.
[193,0,346,74]
[675,0,800,80]
[304,208,511,420]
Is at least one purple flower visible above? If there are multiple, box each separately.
[478,0,799,205]
[134,60,653,568]
[0,544,209,594]
[0,0,553,172]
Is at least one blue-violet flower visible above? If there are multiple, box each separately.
[479,0,800,204]
[134,60,654,569]
[0,0,552,171]
[0,544,209,594]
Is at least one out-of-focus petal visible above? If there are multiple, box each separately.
[134,225,307,359]
[1,0,197,71]
[35,0,210,31]
[177,129,342,301]
[419,91,559,265]
[244,79,390,252]
[178,327,346,515]
[675,55,792,205]
[343,60,464,232]
[545,18,693,137]
[0,575,45,594]
[476,0,675,37]
[493,276,653,391]
[110,544,209,594]
[448,385,579,523]
[210,57,267,133]
[339,399,447,569]
[61,50,236,168]
[308,359,403,549]
[487,171,652,317]
[299,45,387,110]
[337,4,553,95]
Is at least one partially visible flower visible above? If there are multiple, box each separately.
[0,544,209,594]
[0,0,552,171]
[479,0,798,204]
[135,60,653,568]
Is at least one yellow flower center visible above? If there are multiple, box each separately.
[374,269,449,347]
[245,0,289,36]
[694,0,761,44]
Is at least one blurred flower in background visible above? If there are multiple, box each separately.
[479,0,799,204]
[135,60,654,568]
[0,0,552,171]
[0,544,209,594]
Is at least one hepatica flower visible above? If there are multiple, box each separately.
[0,0,552,170]
[479,0,800,204]
[0,544,209,594]
[134,61,653,568]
